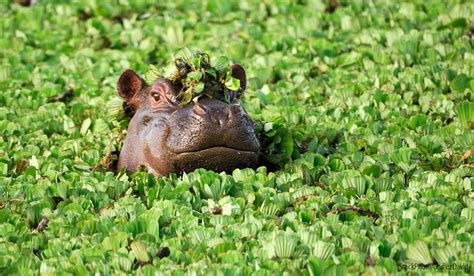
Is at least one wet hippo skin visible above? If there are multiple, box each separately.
[116,64,261,176]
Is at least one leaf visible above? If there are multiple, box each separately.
[451,73,470,93]
[178,87,193,105]
[456,102,474,129]
[362,165,382,177]
[280,131,294,159]
[437,17,468,30]
[322,264,348,276]
[406,241,432,265]
[187,71,202,81]
[144,64,162,83]
[447,18,467,28]
[312,241,335,260]
[179,47,194,62]
[264,123,273,132]
[374,178,392,194]
[260,201,280,216]
[0,162,7,176]
[137,265,157,275]
[225,77,240,91]
[191,57,201,69]
[205,68,217,79]
[3,1,474,273]
[164,26,184,45]
[432,245,457,264]
[131,241,150,263]
[378,240,392,258]
[93,119,110,133]
[0,65,11,81]
[212,56,230,72]
[141,211,160,237]
[63,116,76,134]
[307,257,324,276]
[193,82,205,93]
[274,235,297,259]
[342,176,367,196]
[80,118,92,136]
[391,148,412,172]
[106,97,125,121]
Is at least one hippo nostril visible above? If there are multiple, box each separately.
[193,104,208,116]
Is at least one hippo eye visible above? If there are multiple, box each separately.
[151,92,161,102]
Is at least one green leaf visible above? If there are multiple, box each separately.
[191,57,201,69]
[437,17,468,30]
[391,148,412,172]
[0,163,7,176]
[63,117,76,134]
[106,97,125,121]
[307,257,324,276]
[164,26,184,45]
[0,65,11,81]
[448,18,468,28]
[178,87,193,105]
[80,118,91,136]
[456,102,474,129]
[362,165,382,177]
[322,264,348,276]
[264,122,273,132]
[432,245,457,264]
[205,68,217,79]
[2,1,474,273]
[312,241,335,260]
[342,176,367,196]
[225,77,241,91]
[220,250,244,264]
[374,178,392,194]
[131,241,150,263]
[451,73,470,92]
[212,56,230,72]
[193,82,205,94]
[406,241,432,265]
[93,119,110,133]
[144,64,162,83]
[188,71,202,81]
[274,235,297,259]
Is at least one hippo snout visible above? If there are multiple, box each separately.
[166,98,260,154]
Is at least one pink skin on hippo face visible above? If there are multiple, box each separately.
[116,65,261,176]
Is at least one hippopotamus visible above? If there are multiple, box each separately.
[116,64,261,176]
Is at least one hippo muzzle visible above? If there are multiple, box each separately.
[115,65,260,176]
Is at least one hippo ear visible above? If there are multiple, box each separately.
[117,69,145,100]
[230,64,247,98]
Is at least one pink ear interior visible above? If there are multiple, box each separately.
[117,69,143,99]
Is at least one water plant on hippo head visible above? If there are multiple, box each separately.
[145,48,244,106]
[116,49,260,176]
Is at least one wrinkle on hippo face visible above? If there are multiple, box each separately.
[116,65,260,176]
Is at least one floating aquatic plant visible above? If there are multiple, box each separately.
[145,48,241,105]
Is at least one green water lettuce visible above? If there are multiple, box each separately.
[1,0,473,275]
[145,48,242,105]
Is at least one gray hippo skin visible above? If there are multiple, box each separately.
[116,64,261,176]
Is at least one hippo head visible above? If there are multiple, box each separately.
[116,64,260,176]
